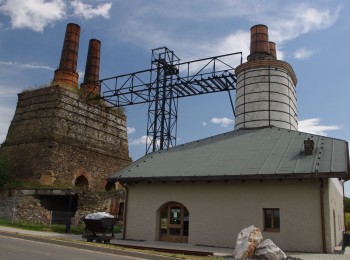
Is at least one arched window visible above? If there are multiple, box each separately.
[75,175,89,189]
[158,202,189,243]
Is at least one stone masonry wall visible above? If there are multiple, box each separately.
[0,190,19,220]
[0,85,131,190]
[0,190,50,224]
[0,189,125,226]
[74,190,125,224]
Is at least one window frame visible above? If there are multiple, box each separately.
[263,208,280,232]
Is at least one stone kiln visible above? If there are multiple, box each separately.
[0,23,131,191]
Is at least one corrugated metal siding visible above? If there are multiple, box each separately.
[110,127,348,181]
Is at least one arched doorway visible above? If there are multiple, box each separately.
[75,175,89,189]
[159,202,189,243]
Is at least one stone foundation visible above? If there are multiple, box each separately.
[0,189,125,226]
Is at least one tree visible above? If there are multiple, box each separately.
[0,155,12,189]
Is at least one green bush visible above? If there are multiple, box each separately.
[346,213,350,232]
[345,197,350,213]
[0,155,12,189]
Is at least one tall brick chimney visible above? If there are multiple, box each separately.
[52,23,80,89]
[82,39,101,96]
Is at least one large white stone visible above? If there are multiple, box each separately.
[233,225,263,259]
[255,239,287,260]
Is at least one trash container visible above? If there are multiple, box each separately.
[82,217,118,243]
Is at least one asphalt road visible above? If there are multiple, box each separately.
[0,234,146,260]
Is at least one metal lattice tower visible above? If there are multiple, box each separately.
[83,47,242,154]
[147,47,180,152]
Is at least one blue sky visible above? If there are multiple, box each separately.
[0,0,349,196]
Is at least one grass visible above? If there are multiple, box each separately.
[0,218,122,235]
[0,218,215,259]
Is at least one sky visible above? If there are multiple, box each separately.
[0,0,349,196]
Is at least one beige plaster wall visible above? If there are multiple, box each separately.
[125,179,326,252]
[324,178,345,252]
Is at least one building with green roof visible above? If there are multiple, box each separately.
[108,25,349,253]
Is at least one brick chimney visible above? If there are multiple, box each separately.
[248,24,275,61]
[304,138,315,155]
[81,39,101,96]
[52,23,80,89]
[269,41,277,59]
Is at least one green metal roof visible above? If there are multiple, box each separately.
[109,127,349,182]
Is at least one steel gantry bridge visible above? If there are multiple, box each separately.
[84,47,242,154]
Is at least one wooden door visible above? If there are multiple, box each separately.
[159,203,189,243]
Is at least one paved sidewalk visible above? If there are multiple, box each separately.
[0,225,349,259]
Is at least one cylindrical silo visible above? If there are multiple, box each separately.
[234,24,298,130]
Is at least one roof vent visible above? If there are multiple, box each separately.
[304,138,314,155]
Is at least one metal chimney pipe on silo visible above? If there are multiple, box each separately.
[82,39,101,96]
[52,23,80,89]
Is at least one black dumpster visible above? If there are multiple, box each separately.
[82,217,118,243]
[342,233,350,250]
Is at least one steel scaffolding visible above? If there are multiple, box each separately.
[83,47,242,154]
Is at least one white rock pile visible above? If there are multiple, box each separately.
[233,225,287,260]
[85,212,115,220]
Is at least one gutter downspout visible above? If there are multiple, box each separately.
[342,180,346,250]
[320,178,326,253]
[342,142,350,250]
[118,180,128,240]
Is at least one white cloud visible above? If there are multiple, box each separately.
[0,85,23,98]
[269,5,339,43]
[293,48,316,60]
[192,30,249,66]
[0,0,66,32]
[0,0,113,32]
[202,122,207,127]
[130,135,148,145]
[210,117,234,128]
[71,0,112,19]
[129,135,161,149]
[127,127,136,134]
[117,2,339,64]
[78,70,85,82]
[0,60,55,71]
[298,118,341,136]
